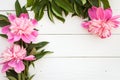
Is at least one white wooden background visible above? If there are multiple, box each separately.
[0,0,120,80]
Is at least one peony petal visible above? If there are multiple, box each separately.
[24,55,36,61]
[14,60,25,73]
[2,26,10,34]
[2,62,10,73]
[8,59,17,67]
[21,34,31,43]
[31,19,38,25]
[7,32,14,43]
[82,22,90,29]
[20,13,29,19]
[88,6,98,19]
[104,8,112,20]
[96,7,104,20]
[8,14,16,22]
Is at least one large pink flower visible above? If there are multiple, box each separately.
[82,6,120,38]
[0,44,35,73]
[2,13,38,43]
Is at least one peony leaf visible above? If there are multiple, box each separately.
[47,3,54,22]
[7,76,17,80]
[81,0,87,5]
[27,0,34,7]
[15,0,22,17]
[51,0,62,18]
[0,34,7,38]
[28,74,35,80]
[22,6,28,14]
[88,0,100,7]
[35,50,53,60]
[100,0,110,9]
[54,0,74,12]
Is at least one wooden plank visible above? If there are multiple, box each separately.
[1,58,120,80]
[28,58,120,80]
[1,35,120,57]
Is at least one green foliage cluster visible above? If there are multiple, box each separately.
[27,0,110,22]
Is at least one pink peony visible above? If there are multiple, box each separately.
[82,6,120,38]
[0,44,35,73]
[2,13,38,43]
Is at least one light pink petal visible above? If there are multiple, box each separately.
[2,62,10,73]
[88,6,97,19]
[8,60,17,67]
[111,15,120,20]
[7,33,14,43]
[96,7,104,20]
[13,35,21,42]
[8,14,16,22]
[31,19,38,25]
[2,26,10,34]
[14,60,25,73]
[21,34,31,43]
[104,8,112,20]
[24,55,36,61]
[20,13,29,19]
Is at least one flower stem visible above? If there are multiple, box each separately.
[18,73,21,80]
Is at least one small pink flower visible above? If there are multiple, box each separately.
[2,13,38,43]
[0,44,35,73]
[82,6,120,38]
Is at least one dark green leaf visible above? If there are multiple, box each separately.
[47,3,54,22]
[28,41,49,51]
[15,0,22,17]
[35,50,53,60]
[6,70,18,79]
[0,34,7,38]
[0,20,10,27]
[54,0,74,12]
[51,0,62,18]
[0,14,9,22]
[22,6,28,14]
[88,0,100,7]
[7,76,17,80]
[100,0,110,9]
[27,0,34,7]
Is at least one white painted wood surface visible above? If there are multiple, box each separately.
[0,0,120,80]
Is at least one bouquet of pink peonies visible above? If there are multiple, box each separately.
[0,0,52,80]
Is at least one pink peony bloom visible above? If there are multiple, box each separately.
[82,6,120,38]
[2,13,38,43]
[0,44,35,73]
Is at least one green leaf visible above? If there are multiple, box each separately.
[81,0,87,5]
[54,0,74,12]
[28,74,35,80]
[22,6,28,14]
[27,0,34,7]
[47,3,54,22]
[0,14,9,22]
[15,0,22,17]
[100,0,110,9]
[30,48,37,55]
[0,20,10,27]
[88,0,100,7]
[7,76,17,80]
[35,50,53,60]
[6,70,18,79]
[28,41,49,51]
[0,34,7,38]
[51,0,62,18]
